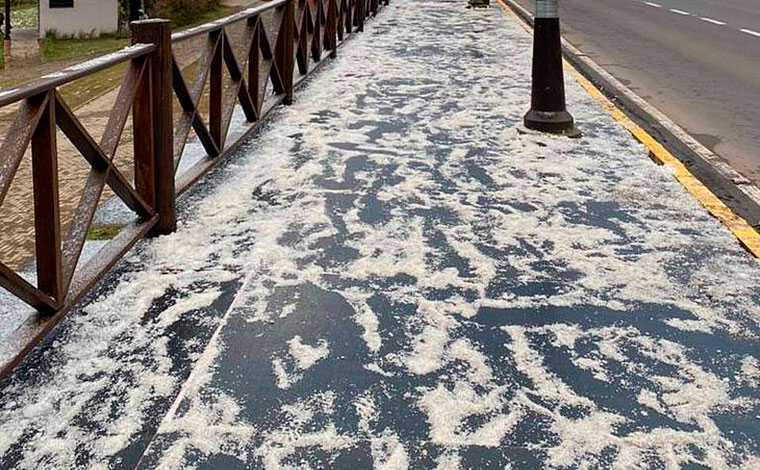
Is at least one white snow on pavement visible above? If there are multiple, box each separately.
[289,336,330,370]
[1,1,758,469]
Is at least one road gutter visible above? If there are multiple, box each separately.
[495,0,760,257]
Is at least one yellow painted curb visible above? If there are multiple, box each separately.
[494,0,760,257]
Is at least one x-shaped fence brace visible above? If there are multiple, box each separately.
[171,0,387,192]
[0,48,157,315]
[0,0,389,379]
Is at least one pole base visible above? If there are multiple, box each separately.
[524,109,576,134]
[467,0,490,8]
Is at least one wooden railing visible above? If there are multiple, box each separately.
[0,0,388,378]
[0,44,159,315]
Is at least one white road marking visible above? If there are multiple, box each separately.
[633,1,758,46]
[700,17,726,26]
[739,28,760,38]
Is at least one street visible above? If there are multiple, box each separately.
[512,0,760,183]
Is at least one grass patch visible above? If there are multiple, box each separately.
[58,62,129,110]
[168,5,238,29]
[28,36,131,109]
[41,36,129,62]
[87,225,123,241]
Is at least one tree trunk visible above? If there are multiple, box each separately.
[129,0,142,21]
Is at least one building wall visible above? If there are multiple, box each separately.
[39,0,119,38]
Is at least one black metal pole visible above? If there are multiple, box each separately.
[524,0,575,134]
[129,0,142,22]
[4,0,11,40]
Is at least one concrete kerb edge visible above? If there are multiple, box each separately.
[494,0,760,258]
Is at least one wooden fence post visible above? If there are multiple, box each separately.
[327,0,338,58]
[31,92,64,310]
[132,19,176,235]
[357,0,365,32]
[209,30,223,148]
[278,0,296,104]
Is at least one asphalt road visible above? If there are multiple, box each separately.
[512,0,760,184]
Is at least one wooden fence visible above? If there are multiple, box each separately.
[0,0,388,379]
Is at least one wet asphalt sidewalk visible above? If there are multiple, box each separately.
[1,1,759,469]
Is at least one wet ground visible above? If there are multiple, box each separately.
[0,1,758,469]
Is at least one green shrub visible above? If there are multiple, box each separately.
[147,0,221,26]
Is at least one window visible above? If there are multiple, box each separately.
[50,0,74,8]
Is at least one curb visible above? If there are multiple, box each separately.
[495,0,760,258]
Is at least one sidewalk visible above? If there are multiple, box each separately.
[1,1,759,469]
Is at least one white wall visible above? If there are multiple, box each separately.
[39,0,119,38]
